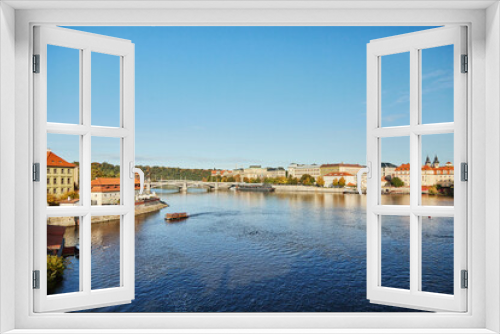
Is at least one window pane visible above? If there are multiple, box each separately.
[381,215,410,290]
[47,45,80,124]
[421,45,454,124]
[421,216,454,294]
[91,52,121,127]
[47,134,80,206]
[47,216,81,295]
[421,133,454,206]
[381,136,410,205]
[91,137,121,206]
[91,215,121,290]
[381,52,410,127]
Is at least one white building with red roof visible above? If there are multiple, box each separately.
[323,171,357,187]
[46,149,77,196]
[393,156,454,187]
[91,177,141,205]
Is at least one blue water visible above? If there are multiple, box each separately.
[53,189,454,312]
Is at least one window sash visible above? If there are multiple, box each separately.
[366,26,467,312]
[32,25,136,313]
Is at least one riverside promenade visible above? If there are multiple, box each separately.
[272,185,349,193]
[47,200,169,226]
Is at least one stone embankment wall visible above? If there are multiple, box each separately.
[47,201,169,226]
[272,185,349,193]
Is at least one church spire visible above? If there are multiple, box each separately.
[433,155,440,168]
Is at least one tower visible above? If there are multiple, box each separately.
[425,155,431,167]
[433,155,440,168]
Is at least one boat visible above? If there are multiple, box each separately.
[165,212,189,221]
[236,184,275,192]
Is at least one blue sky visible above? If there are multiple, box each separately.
[47,26,454,169]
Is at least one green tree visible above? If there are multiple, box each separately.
[428,186,438,195]
[332,178,339,187]
[316,176,325,187]
[47,194,60,206]
[391,177,404,188]
[300,174,315,186]
[47,255,67,291]
[338,177,346,187]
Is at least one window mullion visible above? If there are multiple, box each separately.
[81,48,92,294]
[409,47,420,294]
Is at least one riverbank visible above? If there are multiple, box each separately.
[47,200,169,226]
[272,185,353,193]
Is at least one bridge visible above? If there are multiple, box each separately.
[151,180,243,191]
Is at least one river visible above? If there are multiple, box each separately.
[52,188,454,312]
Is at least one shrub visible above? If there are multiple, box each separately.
[47,255,67,291]
[428,186,438,195]
[391,177,404,188]
[47,194,60,206]
[338,177,346,187]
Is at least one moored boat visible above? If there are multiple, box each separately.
[236,184,275,192]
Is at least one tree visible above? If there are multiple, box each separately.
[234,175,241,182]
[243,177,250,183]
[276,176,287,184]
[316,176,325,187]
[428,186,438,195]
[227,176,235,182]
[300,174,315,186]
[332,178,339,187]
[60,190,79,200]
[391,177,404,188]
[338,177,346,187]
[47,194,60,206]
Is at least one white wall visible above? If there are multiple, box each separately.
[0,2,16,333]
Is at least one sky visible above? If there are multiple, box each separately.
[47,26,455,169]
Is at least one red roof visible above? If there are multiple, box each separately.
[91,177,140,193]
[324,172,354,177]
[399,163,454,174]
[47,151,76,168]
[395,163,410,171]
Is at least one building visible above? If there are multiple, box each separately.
[91,177,141,205]
[265,167,286,178]
[323,172,357,187]
[421,156,454,186]
[244,165,267,179]
[393,156,454,187]
[288,163,321,179]
[320,163,366,176]
[46,150,77,196]
[381,162,397,181]
[394,163,411,185]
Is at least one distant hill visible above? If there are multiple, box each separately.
[85,161,211,181]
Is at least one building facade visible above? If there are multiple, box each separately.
[288,163,321,179]
[244,165,267,179]
[320,163,366,176]
[323,172,357,187]
[393,156,454,187]
[91,177,140,205]
[46,150,77,196]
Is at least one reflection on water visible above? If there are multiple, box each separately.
[56,189,454,312]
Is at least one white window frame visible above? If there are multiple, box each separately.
[366,26,467,312]
[33,25,136,312]
[1,2,498,333]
